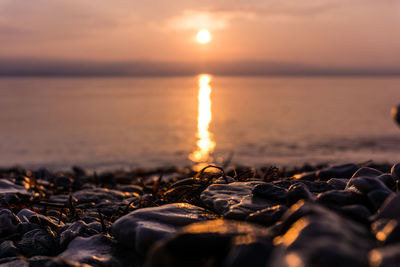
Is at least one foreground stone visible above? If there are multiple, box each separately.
[145,220,273,267]
[111,203,218,255]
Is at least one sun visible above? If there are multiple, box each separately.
[197,29,211,44]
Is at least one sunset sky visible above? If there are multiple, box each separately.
[0,0,399,73]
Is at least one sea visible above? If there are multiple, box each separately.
[1,75,400,171]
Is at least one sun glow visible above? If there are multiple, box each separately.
[197,29,211,44]
[189,74,216,164]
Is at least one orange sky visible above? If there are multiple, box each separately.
[0,0,399,69]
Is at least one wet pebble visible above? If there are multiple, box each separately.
[200,181,275,219]
[111,203,217,255]
[0,179,29,195]
[56,234,122,266]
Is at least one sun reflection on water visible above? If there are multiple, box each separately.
[189,74,216,168]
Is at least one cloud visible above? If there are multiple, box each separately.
[167,10,255,31]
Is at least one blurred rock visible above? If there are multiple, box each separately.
[111,203,217,255]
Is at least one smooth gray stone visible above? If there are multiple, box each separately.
[246,205,288,226]
[145,220,273,267]
[0,179,28,195]
[57,234,122,266]
[369,244,400,267]
[111,203,217,255]
[270,202,374,267]
[201,181,274,219]
[390,163,400,181]
[317,164,359,180]
[351,167,383,178]
[327,178,348,190]
[0,209,20,238]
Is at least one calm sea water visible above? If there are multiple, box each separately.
[1,76,400,171]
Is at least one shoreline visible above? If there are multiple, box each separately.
[0,161,399,266]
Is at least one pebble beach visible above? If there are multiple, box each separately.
[1,162,400,267]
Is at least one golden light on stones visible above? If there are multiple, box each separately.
[189,74,216,167]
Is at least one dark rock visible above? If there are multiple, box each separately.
[316,190,367,207]
[292,171,317,181]
[377,174,396,191]
[111,203,217,255]
[368,190,393,211]
[56,234,122,266]
[0,209,20,238]
[271,180,293,189]
[376,194,400,220]
[145,220,273,267]
[297,180,334,193]
[246,205,288,226]
[271,201,374,267]
[351,167,383,178]
[327,178,348,190]
[16,209,36,223]
[286,183,314,205]
[200,181,274,219]
[337,204,371,224]
[348,177,392,194]
[54,175,73,188]
[0,179,29,195]
[0,240,18,258]
[60,220,99,247]
[214,176,236,184]
[252,183,287,202]
[317,164,359,180]
[17,228,59,257]
[73,188,140,216]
